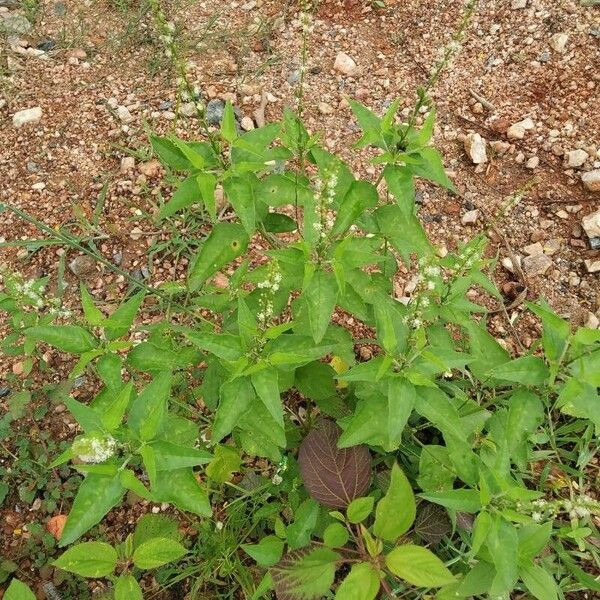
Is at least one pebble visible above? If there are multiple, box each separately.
[490,140,510,156]
[584,259,600,274]
[585,312,600,329]
[206,99,225,125]
[138,160,161,178]
[507,117,534,140]
[130,227,143,241]
[318,102,334,115]
[461,209,480,225]
[13,106,43,128]
[241,116,254,131]
[32,182,46,191]
[333,51,357,75]
[117,105,133,123]
[69,255,97,278]
[582,209,600,240]
[523,242,544,256]
[542,239,561,255]
[180,102,196,117]
[2,14,31,35]
[549,33,569,53]
[523,253,553,276]
[526,156,539,169]
[463,133,487,164]
[582,170,600,192]
[565,149,588,168]
[511,0,526,7]
[121,156,135,173]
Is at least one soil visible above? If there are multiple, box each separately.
[1,0,599,597]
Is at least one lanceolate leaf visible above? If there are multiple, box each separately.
[54,542,117,577]
[298,419,371,508]
[373,463,415,541]
[303,269,337,344]
[271,546,340,600]
[25,325,98,354]
[334,562,380,600]
[385,544,455,587]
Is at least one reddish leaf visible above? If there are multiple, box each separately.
[298,419,371,508]
[414,502,451,545]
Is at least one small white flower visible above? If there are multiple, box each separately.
[427,280,435,290]
[412,318,422,328]
[72,433,117,464]
[271,474,283,485]
[215,521,224,531]
[532,512,542,522]
[166,21,176,32]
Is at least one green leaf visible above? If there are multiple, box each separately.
[303,269,337,343]
[519,563,558,600]
[150,135,193,170]
[189,223,249,291]
[150,440,212,470]
[263,212,297,233]
[159,174,201,219]
[295,361,336,401]
[527,301,570,364]
[385,544,454,587]
[114,574,143,600]
[54,542,117,577]
[373,463,415,541]
[206,444,241,483]
[323,522,349,548]
[103,290,146,341]
[223,175,256,235]
[331,180,378,237]
[287,499,319,550]
[487,517,518,595]
[128,372,172,441]
[419,489,481,513]
[185,331,243,361]
[80,285,104,326]
[242,535,285,568]
[221,101,238,143]
[347,496,374,524]
[334,562,380,600]
[518,522,553,561]
[251,367,283,427]
[383,164,415,216]
[488,355,549,386]
[4,579,36,600]
[59,473,125,546]
[213,376,255,442]
[132,537,187,569]
[26,325,97,354]
[409,147,456,192]
[152,468,211,517]
[133,514,179,549]
[101,382,134,431]
[271,546,340,600]
[387,377,415,450]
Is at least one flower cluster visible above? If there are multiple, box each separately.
[312,170,338,241]
[527,495,599,523]
[72,433,117,464]
[256,262,282,324]
[401,259,442,329]
[271,456,288,486]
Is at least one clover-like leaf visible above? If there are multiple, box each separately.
[298,419,371,508]
[414,502,451,545]
[271,545,340,600]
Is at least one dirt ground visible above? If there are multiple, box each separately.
[0,0,599,596]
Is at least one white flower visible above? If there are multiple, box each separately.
[420,297,430,308]
[532,512,542,522]
[427,280,435,290]
[412,318,422,328]
[271,474,283,485]
[215,521,224,531]
[424,265,440,277]
[72,433,117,464]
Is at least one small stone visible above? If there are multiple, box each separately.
[584,259,600,273]
[3,14,31,35]
[32,182,46,191]
[139,160,161,178]
[590,238,600,250]
[241,116,254,131]
[180,102,196,117]
[333,51,357,75]
[523,242,544,256]
[526,156,539,169]
[116,105,133,123]
[542,239,561,255]
[585,311,600,329]
[120,156,135,173]
[549,32,569,53]
[462,209,480,225]
[565,149,589,168]
[13,106,43,128]
[38,40,56,52]
[67,48,87,60]
[318,102,334,115]
[490,140,511,156]
[511,0,526,7]
[158,100,173,111]
[507,117,534,140]
[582,210,600,240]
[12,361,24,376]
[522,253,553,276]
[556,210,569,219]
[69,255,96,278]
[287,69,300,85]
[359,346,373,361]
[212,273,229,288]
[581,170,600,192]
[206,99,225,125]
[463,133,487,164]
[130,227,144,241]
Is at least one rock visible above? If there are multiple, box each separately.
[121,156,135,173]
[206,99,225,125]
[507,117,534,140]
[130,227,143,241]
[464,133,487,164]
[287,69,300,85]
[318,102,334,115]
[158,100,173,111]
[69,255,96,278]
[3,14,32,35]
[67,48,87,60]
[523,253,553,276]
[542,239,561,255]
[526,156,539,169]
[32,182,46,191]
[240,116,254,131]
[0,386,11,398]
[37,40,56,52]
[585,311,600,329]
[584,259,600,273]
[550,32,569,53]
[333,51,357,75]
[565,149,589,168]
[511,0,526,7]
[461,209,480,225]
[139,160,161,178]
[590,238,600,250]
[116,105,133,123]
[582,209,600,240]
[180,102,196,117]
[13,106,42,128]
[582,170,600,192]
[490,140,510,156]
[523,242,544,256]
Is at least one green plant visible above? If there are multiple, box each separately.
[2,92,599,599]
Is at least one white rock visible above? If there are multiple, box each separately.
[179,102,196,117]
[585,311,600,329]
[241,116,254,131]
[32,182,46,191]
[507,117,534,140]
[121,156,135,173]
[501,255,522,274]
[462,209,480,225]
[550,33,569,53]
[490,140,510,156]
[526,156,539,169]
[582,170,600,192]
[318,102,334,115]
[565,149,589,168]
[511,0,527,7]
[584,259,600,273]
[333,52,357,76]
[582,209,600,239]
[523,253,553,276]
[523,242,543,256]
[464,133,487,164]
[13,106,42,128]
[116,105,133,123]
